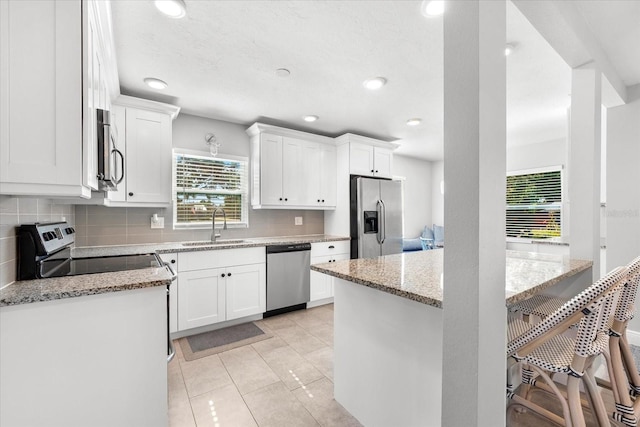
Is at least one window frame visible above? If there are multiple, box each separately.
[506,165,564,240]
[172,148,249,230]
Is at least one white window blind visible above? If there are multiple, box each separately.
[174,151,248,227]
[506,169,562,238]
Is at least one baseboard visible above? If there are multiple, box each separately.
[626,329,640,347]
[306,297,334,308]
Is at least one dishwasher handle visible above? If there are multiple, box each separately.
[266,243,311,254]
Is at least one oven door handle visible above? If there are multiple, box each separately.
[163,262,177,363]
[166,284,176,364]
[163,262,178,282]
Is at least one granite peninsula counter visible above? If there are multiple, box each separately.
[311,248,593,308]
[312,249,593,427]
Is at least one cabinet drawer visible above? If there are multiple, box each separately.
[311,240,350,258]
[178,247,265,272]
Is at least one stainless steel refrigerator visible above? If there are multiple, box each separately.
[350,175,403,259]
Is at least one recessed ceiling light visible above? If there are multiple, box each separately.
[144,77,168,90]
[406,118,422,126]
[421,1,445,17]
[275,68,291,78]
[363,77,387,90]
[303,115,319,122]
[154,0,186,19]
[504,43,515,56]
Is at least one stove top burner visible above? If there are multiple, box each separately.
[41,254,163,278]
[17,222,163,280]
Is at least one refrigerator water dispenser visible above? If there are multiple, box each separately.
[363,211,378,234]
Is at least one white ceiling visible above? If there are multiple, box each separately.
[111,0,637,161]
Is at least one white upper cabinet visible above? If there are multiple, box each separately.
[247,123,337,210]
[304,142,337,208]
[106,96,180,207]
[0,0,118,198]
[336,134,398,179]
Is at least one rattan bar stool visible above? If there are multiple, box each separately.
[602,256,640,426]
[513,293,567,320]
[507,266,627,427]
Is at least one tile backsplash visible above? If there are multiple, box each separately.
[0,196,75,287]
[75,205,324,247]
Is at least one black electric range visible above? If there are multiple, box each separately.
[17,222,163,280]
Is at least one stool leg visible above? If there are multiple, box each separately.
[583,364,611,427]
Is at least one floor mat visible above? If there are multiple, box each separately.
[179,322,272,361]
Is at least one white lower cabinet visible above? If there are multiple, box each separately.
[177,248,266,331]
[310,241,350,303]
[226,263,267,321]
[179,268,226,330]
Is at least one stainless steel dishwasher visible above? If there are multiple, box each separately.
[265,243,311,316]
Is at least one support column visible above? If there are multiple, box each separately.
[607,86,640,331]
[442,1,506,426]
[569,65,602,280]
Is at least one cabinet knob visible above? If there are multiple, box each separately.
[375,170,379,173]
[279,197,283,201]
[317,199,320,202]
[285,198,288,201]
[128,192,134,197]
[227,272,232,277]
[328,245,335,249]
[321,199,325,202]
[371,169,374,173]
[221,273,226,278]
[170,259,176,264]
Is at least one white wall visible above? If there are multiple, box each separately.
[606,87,640,332]
[506,138,566,172]
[392,155,432,237]
[431,161,444,226]
[172,113,249,157]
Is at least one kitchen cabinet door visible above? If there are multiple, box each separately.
[310,255,333,301]
[226,263,266,321]
[373,147,393,178]
[124,108,172,204]
[319,144,337,207]
[0,0,89,197]
[178,268,226,330]
[302,141,321,205]
[259,133,284,205]
[349,142,375,177]
[281,137,305,205]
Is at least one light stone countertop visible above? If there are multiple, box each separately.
[0,234,349,307]
[71,234,349,257]
[0,267,172,307]
[311,249,593,308]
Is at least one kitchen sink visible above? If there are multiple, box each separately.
[181,239,246,247]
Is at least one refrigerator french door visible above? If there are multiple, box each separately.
[350,176,403,259]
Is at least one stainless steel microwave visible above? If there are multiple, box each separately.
[96,108,124,191]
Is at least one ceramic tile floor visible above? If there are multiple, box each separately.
[170,304,637,426]
[168,304,363,427]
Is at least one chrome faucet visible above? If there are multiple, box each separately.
[211,207,227,243]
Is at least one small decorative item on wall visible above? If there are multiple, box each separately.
[205,132,221,157]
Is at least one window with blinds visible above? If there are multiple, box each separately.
[506,169,562,238]
[174,152,248,227]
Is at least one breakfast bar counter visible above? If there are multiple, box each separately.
[311,248,593,308]
[311,249,593,427]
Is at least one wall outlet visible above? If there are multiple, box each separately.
[150,215,164,229]
[295,216,303,226]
